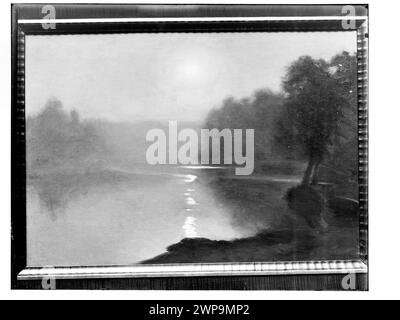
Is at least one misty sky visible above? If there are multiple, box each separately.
[26,32,356,122]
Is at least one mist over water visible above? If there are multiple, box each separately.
[27,168,264,267]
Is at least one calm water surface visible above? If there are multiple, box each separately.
[27,168,279,267]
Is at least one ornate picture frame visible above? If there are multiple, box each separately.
[11,4,368,290]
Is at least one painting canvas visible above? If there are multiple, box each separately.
[25,31,359,268]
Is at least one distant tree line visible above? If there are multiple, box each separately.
[204,51,358,185]
[26,98,107,170]
[204,89,284,163]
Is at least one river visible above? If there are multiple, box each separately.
[27,167,292,267]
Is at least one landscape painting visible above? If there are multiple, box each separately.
[25,31,359,267]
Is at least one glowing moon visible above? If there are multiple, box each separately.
[182,62,202,77]
[177,60,207,83]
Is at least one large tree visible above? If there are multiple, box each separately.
[327,51,358,183]
[278,54,355,185]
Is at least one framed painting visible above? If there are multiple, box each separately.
[11,4,368,290]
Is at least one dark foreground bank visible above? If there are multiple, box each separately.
[142,185,359,264]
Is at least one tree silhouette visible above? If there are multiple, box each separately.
[278,54,354,185]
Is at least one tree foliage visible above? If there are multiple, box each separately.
[204,89,284,162]
[276,52,357,184]
[26,98,107,170]
[204,51,357,185]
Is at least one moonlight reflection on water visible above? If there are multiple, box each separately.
[27,169,256,267]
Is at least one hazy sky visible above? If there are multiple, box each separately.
[26,32,356,122]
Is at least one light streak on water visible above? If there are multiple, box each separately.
[182,216,198,238]
[184,174,197,183]
[186,197,198,206]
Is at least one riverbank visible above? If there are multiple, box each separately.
[141,182,360,264]
[142,225,359,264]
